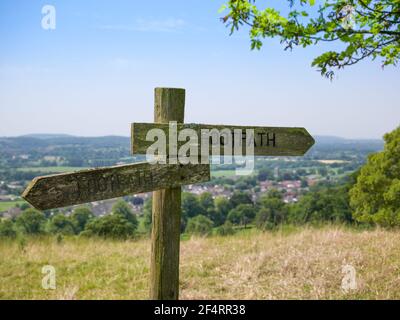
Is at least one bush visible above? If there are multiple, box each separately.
[70,207,94,233]
[16,209,46,235]
[0,219,17,238]
[83,214,136,239]
[256,191,288,229]
[215,221,235,236]
[227,204,256,227]
[229,192,253,209]
[289,186,351,225]
[112,200,138,229]
[48,213,75,235]
[214,196,231,226]
[255,208,275,230]
[185,215,213,236]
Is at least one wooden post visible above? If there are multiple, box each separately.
[150,87,185,300]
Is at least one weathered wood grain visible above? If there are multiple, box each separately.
[131,123,315,157]
[22,161,210,210]
[150,88,186,300]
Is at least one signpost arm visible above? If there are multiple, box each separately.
[150,87,185,300]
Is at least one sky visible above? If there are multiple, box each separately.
[0,0,399,139]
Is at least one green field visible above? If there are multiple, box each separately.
[1,226,400,299]
[211,169,238,178]
[0,201,25,212]
[17,167,89,173]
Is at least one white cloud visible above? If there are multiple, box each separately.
[97,18,185,33]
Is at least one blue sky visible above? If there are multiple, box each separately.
[0,0,399,139]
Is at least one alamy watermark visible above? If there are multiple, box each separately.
[42,265,56,290]
[339,4,355,30]
[41,5,56,30]
[341,264,357,293]
[145,122,256,175]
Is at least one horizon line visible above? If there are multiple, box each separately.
[0,133,385,141]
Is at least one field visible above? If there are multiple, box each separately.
[211,169,237,178]
[1,226,400,300]
[0,201,25,212]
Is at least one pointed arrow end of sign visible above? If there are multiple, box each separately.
[301,129,315,155]
[21,176,45,211]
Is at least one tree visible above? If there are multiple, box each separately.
[229,191,253,209]
[143,197,153,233]
[289,185,353,224]
[182,193,204,219]
[221,0,400,78]
[131,196,144,206]
[83,214,136,239]
[350,127,400,226]
[199,192,226,225]
[215,221,236,236]
[214,196,232,225]
[112,200,138,229]
[185,215,214,235]
[227,204,256,227]
[263,189,285,200]
[199,192,215,213]
[16,208,46,235]
[257,169,274,181]
[18,203,31,211]
[70,207,94,234]
[256,199,287,228]
[256,190,288,228]
[0,219,17,238]
[318,167,329,177]
[49,213,75,235]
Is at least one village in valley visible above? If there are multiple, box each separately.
[0,134,383,220]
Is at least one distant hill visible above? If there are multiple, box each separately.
[0,134,384,157]
[0,135,130,150]
[315,135,383,145]
[20,134,75,140]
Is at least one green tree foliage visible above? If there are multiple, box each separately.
[199,192,214,213]
[83,214,136,239]
[48,213,75,235]
[221,0,400,78]
[229,191,253,209]
[0,219,17,238]
[143,197,153,233]
[257,169,274,181]
[289,185,353,224]
[185,215,214,235]
[70,207,93,233]
[199,192,226,226]
[182,192,204,219]
[318,167,329,177]
[255,190,288,229]
[16,208,46,235]
[214,196,232,226]
[18,203,31,211]
[215,221,236,236]
[350,127,400,226]
[131,196,144,206]
[112,200,138,229]
[227,204,256,227]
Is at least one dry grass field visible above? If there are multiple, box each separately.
[1,226,400,300]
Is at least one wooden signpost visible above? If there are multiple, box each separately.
[132,123,314,156]
[22,162,210,211]
[22,87,315,301]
